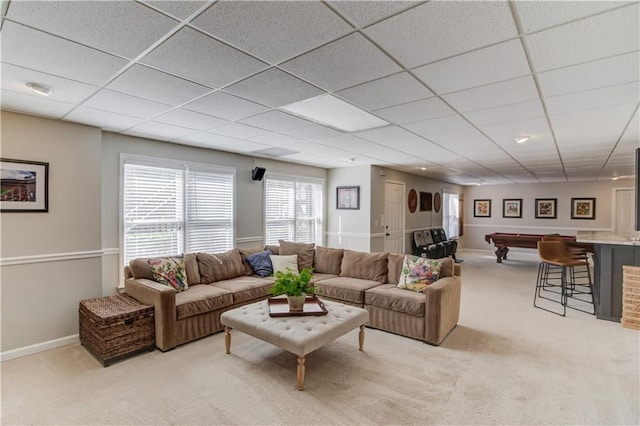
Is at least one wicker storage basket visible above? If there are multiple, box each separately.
[79,294,154,366]
[622,266,640,331]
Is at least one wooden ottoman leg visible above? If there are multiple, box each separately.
[224,327,231,354]
[297,356,306,391]
[359,324,365,351]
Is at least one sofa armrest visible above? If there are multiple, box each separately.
[125,278,177,351]
[454,263,462,277]
[423,276,461,345]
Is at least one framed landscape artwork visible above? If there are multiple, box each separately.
[502,198,522,218]
[336,186,359,210]
[474,199,491,217]
[571,197,596,220]
[535,198,557,219]
[0,158,49,212]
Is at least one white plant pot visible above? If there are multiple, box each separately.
[287,295,305,312]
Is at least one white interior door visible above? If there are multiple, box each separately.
[615,188,635,234]
[384,181,405,254]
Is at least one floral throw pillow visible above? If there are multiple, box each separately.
[397,254,442,293]
[148,256,188,292]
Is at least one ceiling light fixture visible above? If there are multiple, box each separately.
[515,136,531,144]
[26,82,52,97]
[280,94,388,132]
[348,158,356,163]
[420,167,427,171]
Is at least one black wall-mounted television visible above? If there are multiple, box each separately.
[636,148,640,231]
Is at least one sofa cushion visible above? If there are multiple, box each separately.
[313,246,344,275]
[265,244,280,255]
[239,246,266,276]
[210,276,273,305]
[398,255,443,293]
[197,249,245,284]
[314,276,382,305]
[309,272,339,284]
[130,253,200,284]
[279,240,315,271]
[175,284,233,320]
[340,250,388,283]
[148,255,189,292]
[364,284,425,317]
[245,250,274,277]
[386,253,404,284]
[270,254,299,274]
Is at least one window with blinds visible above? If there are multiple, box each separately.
[123,159,234,263]
[264,175,323,245]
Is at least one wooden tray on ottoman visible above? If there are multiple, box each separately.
[79,294,154,366]
[268,295,328,317]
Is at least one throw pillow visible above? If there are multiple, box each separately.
[197,249,245,284]
[313,246,344,275]
[148,256,188,292]
[270,254,299,274]
[397,254,443,293]
[239,246,266,276]
[279,240,315,271]
[246,249,274,277]
[339,250,388,283]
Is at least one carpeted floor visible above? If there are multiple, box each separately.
[1,251,639,425]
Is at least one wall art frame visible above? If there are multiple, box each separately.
[336,186,360,210]
[1,158,49,212]
[473,199,491,217]
[571,197,596,220]
[535,198,557,219]
[502,198,522,218]
[419,191,432,212]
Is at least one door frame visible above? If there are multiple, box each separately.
[384,179,406,253]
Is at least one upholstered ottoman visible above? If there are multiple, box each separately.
[220,298,369,390]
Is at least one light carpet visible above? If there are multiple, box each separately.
[1,251,638,425]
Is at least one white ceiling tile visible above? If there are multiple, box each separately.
[1,22,128,85]
[463,99,546,126]
[224,68,323,108]
[404,115,471,138]
[365,1,517,68]
[280,124,344,140]
[238,110,311,132]
[192,1,352,64]
[141,27,267,88]
[516,1,634,34]
[65,106,144,132]
[183,91,269,121]
[143,1,209,20]
[153,109,227,131]
[551,104,639,145]
[545,82,640,115]
[107,64,212,106]
[526,4,640,72]
[178,132,268,151]
[373,97,456,125]
[126,121,196,141]
[442,76,539,113]
[283,140,334,152]
[336,72,433,111]
[620,112,639,145]
[327,1,417,28]
[5,1,178,58]
[538,52,640,98]
[1,89,75,119]
[412,39,531,95]
[479,116,553,146]
[83,89,172,119]
[281,33,401,91]
[353,125,415,142]
[315,134,368,148]
[1,63,98,104]
[208,122,270,139]
[248,133,301,146]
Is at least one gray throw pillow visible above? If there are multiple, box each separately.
[246,249,274,277]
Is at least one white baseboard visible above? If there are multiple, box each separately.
[1,334,79,363]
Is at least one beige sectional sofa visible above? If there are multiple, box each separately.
[124,242,461,352]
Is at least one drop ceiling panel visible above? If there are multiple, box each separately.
[464,99,546,126]
[153,109,227,131]
[365,1,517,68]
[373,97,456,125]
[192,1,352,64]
[143,1,209,20]
[280,33,402,91]
[537,52,640,98]
[404,115,472,138]
[551,103,638,143]
[208,122,271,139]
[249,133,302,146]
[526,4,640,72]
[224,68,323,108]
[280,124,344,140]
[545,82,640,115]
[367,150,419,163]
[478,116,553,146]
[279,140,329,152]
[65,106,144,132]
[412,39,530,95]
[141,27,267,88]
[126,121,196,141]
[442,76,539,113]
[5,1,178,58]
[183,91,269,121]
[239,110,312,132]
[353,125,415,142]
[328,1,417,28]
[313,134,368,148]
[1,22,128,85]
[620,112,639,144]
[83,89,172,119]
[1,89,75,119]
[335,72,433,111]
[107,64,212,105]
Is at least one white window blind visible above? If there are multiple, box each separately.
[123,159,234,264]
[265,175,323,245]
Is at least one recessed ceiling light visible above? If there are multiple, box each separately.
[26,82,52,96]
[515,136,531,144]
[420,167,427,171]
[280,94,388,132]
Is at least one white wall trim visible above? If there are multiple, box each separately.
[235,236,264,244]
[464,223,612,232]
[370,232,386,238]
[102,247,120,256]
[0,250,106,267]
[1,334,79,362]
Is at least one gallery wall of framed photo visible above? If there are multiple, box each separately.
[471,196,597,220]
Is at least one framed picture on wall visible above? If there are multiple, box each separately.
[571,197,596,219]
[336,186,360,210]
[419,191,432,211]
[0,158,49,212]
[473,199,491,217]
[502,198,522,218]
[535,198,557,219]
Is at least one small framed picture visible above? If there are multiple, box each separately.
[535,198,557,219]
[336,186,360,210]
[419,191,432,212]
[502,198,522,218]
[1,158,49,212]
[571,197,596,220]
[474,199,491,217]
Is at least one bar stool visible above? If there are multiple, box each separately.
[535,240,595,316]
[541,234,593,300]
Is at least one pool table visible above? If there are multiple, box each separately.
[484,232,594,263]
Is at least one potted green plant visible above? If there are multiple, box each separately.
[270,267,315,311]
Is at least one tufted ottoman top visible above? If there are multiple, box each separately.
[221,299,369,357]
